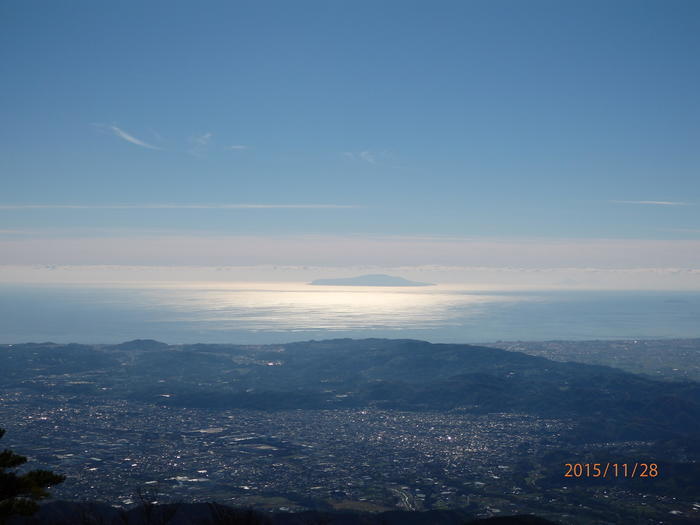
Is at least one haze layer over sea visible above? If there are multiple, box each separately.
[1,281,699,344]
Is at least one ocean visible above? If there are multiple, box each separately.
[1,283,699,344]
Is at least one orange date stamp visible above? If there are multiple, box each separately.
[564,462,659,478]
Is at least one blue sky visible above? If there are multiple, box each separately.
[1,0,699,271]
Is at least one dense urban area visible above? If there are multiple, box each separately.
[1,338,699,523]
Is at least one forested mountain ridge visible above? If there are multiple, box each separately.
[2,338,699,442]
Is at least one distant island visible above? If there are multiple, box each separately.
[309,274,434,287]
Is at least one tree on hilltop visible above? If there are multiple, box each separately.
[0,427,65,523]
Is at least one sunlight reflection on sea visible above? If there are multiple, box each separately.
[138,282,527,331]
[1,282,698,344]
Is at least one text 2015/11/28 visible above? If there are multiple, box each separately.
[564,463,659,478]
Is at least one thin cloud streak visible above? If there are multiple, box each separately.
[3,234,700,269]
[610,200,691,206]
[188,132,213,156]
[657,228,700,233]
[0,203,360,210]
[108,126,161,150]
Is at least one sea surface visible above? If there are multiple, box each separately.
[1,283,699,344]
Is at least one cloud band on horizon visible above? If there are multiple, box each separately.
[3,234,700,269]
[0,203,360,210]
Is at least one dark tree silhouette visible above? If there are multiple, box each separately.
[205,503,271,525]
[0,427,65,523]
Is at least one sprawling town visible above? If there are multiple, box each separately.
[1,389,697,523]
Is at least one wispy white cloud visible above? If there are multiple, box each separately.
[610,200,691,206]
[107,125,161,150]
[0,203,360,210]
[227,144,249,151]
[343,150,378,164]
[188,132,213,156]
[359,150,376,164]
[193,132,212,145]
